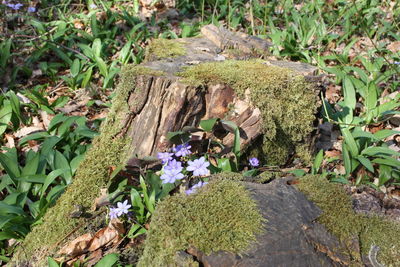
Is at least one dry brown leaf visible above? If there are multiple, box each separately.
[40,110,53,130]
[58,233,93,257]
[5,134,15,148]
[325,150,341,158]
[73,19,84,29]
[326,84,341,103]
[87,220,125,252]
[387,41,400,53]
[14,126,44,138]
[85,249,103,267]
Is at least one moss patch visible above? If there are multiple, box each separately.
[137,179,265,267]
[179,60,317,165]
[12,65,162,264]
[296,175,400,266]
[145,38,186,61]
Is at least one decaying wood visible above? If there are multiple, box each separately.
[119,24,319,158]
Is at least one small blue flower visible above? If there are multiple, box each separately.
[89,3,98,9]
[115,200,131,216]
[173,143,192,157]
[160,168,184,184]
[109,207,118,219]
[187,157,210,176]
[27,6,36,12]
[185,181,208,195]
[249,157,259,167]
[157,152,174,164]
[164,159,183,172]
[7,2,22,10]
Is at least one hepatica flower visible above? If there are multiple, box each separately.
[173,143,192,157]
[109,207,118,219]
[160,159,184,184]
[186,181,208,195]
[249,157,259,167]
[157,151,174,164]
[187,157,210,176]
[27,6,36,12]
[6,2,23,10]
[115,200,131,216]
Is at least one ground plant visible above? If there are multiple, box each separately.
[0,0,399,264]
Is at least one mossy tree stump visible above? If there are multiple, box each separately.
[12,25,320,265]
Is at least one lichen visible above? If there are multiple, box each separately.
[137,179,265,267]
[11,65,162,265]
[178,59,317,165]
[296,175,400,266]
[145,38,186,61]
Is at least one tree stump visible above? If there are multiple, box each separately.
[12,25,321,265]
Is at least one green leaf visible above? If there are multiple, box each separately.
[94,253,119,267]
[312,149,324,174]
[18,132,50,146]
[48,113,68,132]
[70,59,80,78]
[356,156,374,173]
[22,152,40,176]
[130,188,144,219]
[373,129,400,140]
[41,169,68,197]
[94,56,108,77]
[217,158,232,172]
[362,147,400,157]
[365,82,378,112]
[372,157,400,168]
[343,77,356,110]
[48,257,60,267]
[0,100,13,135]
[0,151,20,181]
[342,143,351,177]
[54,151,72,184]
[70,154,85,174]
[341,128,359,157]
[127,224,146,239]
[92,38,102,58]
[82,66,94,88]
[0,201,25,215]
[287,169,307,177]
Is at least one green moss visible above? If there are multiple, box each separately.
[296,175,400,266]
[146,38,186,61]
[138,179,265,267]
[11,65,162,265]
[179,60,317,165]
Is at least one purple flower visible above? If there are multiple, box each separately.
[109,207,118,219]
[157,152,174,164]
[173,143,192,157]
[7,2,22,10]
[249,157,259,167]
[165,159,183,172]
[185,181,208,195]
[89,3,98,9]
[27,6,36,12]
[187,157,210,176]
[160,168,184,184]
[115,200,131,216]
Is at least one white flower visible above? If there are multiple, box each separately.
[115,200,131,216]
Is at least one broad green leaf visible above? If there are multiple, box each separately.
[312,149,324,174]
[41,136,61,158]
[0,201,25,215]
[341,128,359,157]
[362,147,400,157]
[48,257,60,267]
[217,158,233,172]
[200,118,219,132]
[18,132,50,146]
[365,82,378,112]
[372,157,400,168]
[373,130,400,140]
[54,151,71,184]
[342,143,351,176]
[130,188,144,219]
[70,59,80,78]
[70,154,85,174]
[0,151,20,180]
[94,253,119,267]
[48,113,68,132]
[41,169,68,197]
[356,156,374,173]
[0,100,12,135]
[92,38,102,58]
[94,56,108,77]
[82,66,93,88]
[287,169,307,177]
[343,77,356,110]
[127,224,146,239]
[22,152,40,176]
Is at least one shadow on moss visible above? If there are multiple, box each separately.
[296,175,400,266]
